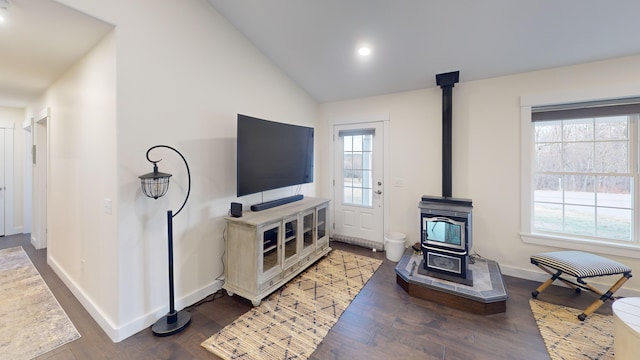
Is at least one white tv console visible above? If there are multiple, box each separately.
[223,197,331,306]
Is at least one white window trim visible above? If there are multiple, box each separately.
[520,83,640,259]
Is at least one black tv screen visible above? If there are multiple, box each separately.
[237,114,314,197]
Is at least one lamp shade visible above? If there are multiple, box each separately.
[139,163,172,199]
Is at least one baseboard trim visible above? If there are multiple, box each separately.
[116,279,224,342]
[47,254,120,341]
[31,235,46,250]
[47,254,224,342]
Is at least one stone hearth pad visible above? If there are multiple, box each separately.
[395,249,508,312]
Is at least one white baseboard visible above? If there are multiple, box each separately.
[47,254,120,341]
[499,264,640,298]
[47,253,224,342]
[31,235,46,250]
[116,279,224,342]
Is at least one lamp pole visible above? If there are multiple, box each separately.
[140,145,192,336]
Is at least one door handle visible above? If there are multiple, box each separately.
[374,190,382,195]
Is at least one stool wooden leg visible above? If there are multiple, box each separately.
[532,274,557,298]
[578,273,632,321]
[532,264,581,295]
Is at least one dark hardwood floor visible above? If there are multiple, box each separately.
[2,234,613,359]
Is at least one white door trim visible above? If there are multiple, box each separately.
[23,120,32,234]
[327,112,390,245]
[32,108,49,249]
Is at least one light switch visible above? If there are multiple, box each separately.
[103,198,112,215]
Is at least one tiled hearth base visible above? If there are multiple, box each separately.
[395,249,508,315]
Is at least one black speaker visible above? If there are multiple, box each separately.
[230,202,242,217]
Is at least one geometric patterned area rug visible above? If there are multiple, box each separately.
[201,249,382,359]
[530,299,614,360]
[0,247,81,360]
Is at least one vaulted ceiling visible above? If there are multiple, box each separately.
[208,0,640,103]
[2,1,640,108]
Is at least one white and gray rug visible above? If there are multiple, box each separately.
[0,246,81,359]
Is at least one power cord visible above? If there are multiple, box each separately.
[185,222,227,311]
[469,251,491,264]
[184,289,225,312]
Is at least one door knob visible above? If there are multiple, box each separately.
[375,190,382,195]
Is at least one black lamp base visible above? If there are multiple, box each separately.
[151,310,191,336]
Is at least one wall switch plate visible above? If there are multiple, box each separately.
[103,198,112,214]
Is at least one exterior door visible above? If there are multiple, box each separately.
[333,122,384,247]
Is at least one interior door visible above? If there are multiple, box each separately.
[333,122,384,247]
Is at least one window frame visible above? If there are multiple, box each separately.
[520,85,640,259]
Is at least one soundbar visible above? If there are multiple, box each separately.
[250,194,304,212]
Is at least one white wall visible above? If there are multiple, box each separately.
[25,30,119,331]
[54,0,318,341]
[319,54,640,295]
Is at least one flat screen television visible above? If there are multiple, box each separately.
[237,114,314,197]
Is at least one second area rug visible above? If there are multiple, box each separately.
[530,299,614,360]
[202,249,382,360]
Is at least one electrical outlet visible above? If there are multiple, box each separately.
[81,259,86,272]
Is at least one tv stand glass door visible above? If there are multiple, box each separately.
[282,215,299,269]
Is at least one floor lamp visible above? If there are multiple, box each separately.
[139,145,192,336]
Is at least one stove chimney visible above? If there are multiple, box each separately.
[436,71,459,198]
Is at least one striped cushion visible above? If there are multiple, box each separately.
[531,251,631,278]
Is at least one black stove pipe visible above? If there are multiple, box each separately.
[435,71,459,199]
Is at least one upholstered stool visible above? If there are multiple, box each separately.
[530,250,632,321]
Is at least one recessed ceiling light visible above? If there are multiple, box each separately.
[358,47,371,56]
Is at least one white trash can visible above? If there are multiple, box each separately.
[384,232,407,262]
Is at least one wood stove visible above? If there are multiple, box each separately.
[419,70,474,285]
[420,196,472,284]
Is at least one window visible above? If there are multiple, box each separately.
[341,130,374,207]
[521,93,640,257]
[533,116,634,241]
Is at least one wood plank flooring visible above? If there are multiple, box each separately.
[1,234,613,359]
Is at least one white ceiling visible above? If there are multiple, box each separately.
[208,0,640,103]
[2,1,640,109]
[0,0,112,108]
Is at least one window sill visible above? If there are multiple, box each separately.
[521,233,640,260]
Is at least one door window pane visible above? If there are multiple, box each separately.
[342,134,373,206]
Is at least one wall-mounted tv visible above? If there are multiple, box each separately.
[237,114,314,198]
